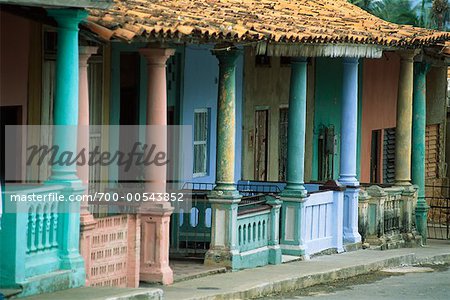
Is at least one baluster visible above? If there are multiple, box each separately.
[44,204,52,249]
[29,207,37,252]
[51,203,59,248]
[36,205,44,251]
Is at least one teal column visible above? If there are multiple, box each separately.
[412,62,430,244]
[205,47,242,268]
[280,57,308,257]
[283,58,308,197]
[46,9,87,279]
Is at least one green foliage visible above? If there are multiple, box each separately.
[348,0,449,30]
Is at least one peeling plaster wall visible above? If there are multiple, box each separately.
[242,49,315,182]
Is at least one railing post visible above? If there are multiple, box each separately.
[267,195,282,264]
[365,186,387,246]
[358,189,371,244]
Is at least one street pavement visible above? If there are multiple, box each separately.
[267,265,450,299]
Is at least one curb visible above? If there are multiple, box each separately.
[183,253,450,300]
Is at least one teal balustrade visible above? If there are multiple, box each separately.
[0,184,85,296]
[237,210,270,252]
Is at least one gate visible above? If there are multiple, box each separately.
[426,184,450,240]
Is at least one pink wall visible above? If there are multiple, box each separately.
[0,11,30,123]
[360,52,400,183]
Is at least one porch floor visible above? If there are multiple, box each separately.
[140,259,227,286]
[171,259,227,282]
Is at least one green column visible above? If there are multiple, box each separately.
[395,51,416,186]
[412,62,430,244]
[282,58,308,198]
[205,47,241,268]
[213,47,240,195]
[280,57,308,257]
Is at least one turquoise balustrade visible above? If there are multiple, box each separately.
[237,209,270,252]
[0,184,85,296]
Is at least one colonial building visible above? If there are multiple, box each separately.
[1,0,449,298]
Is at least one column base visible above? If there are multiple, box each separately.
[279,194,308,257]
[140,266,173,285]
[279,244,308,258]
[204,248,239,269]
[140,205,173,285]
[415,205,429,245]
[343,187,362,244]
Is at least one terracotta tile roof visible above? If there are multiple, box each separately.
[85,0,450,47]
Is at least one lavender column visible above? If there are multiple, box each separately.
[339,57,361,244]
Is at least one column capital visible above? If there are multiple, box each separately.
[397,50,420,62]
[212,46,240,66]
[414,61,431,76]
[79,46,98,67]
[47,9,88,31]
[139,48,175,66]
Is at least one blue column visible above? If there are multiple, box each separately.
[46,9,87,280]
[339,57,361,244]
[280,58,308,257]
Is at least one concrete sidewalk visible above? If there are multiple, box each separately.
[16,240,450,300]
[161,240,450,300]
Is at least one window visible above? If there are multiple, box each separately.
[193,109,209,177]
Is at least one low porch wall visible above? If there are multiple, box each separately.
[302,190,344,255]
[80,214,141,288]
[358,185,421,249]
[0,184,85,297]
[231,195,282,269]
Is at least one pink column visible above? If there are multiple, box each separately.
[138,47,175,285]
[78,46,98,225]
[78,46,98,286]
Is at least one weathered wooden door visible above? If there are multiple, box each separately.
[278,107,288,181]
[254,109,269,181]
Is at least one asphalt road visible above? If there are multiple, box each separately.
[267,265,450,300]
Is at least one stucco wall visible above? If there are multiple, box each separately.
[242,50,315,181]
[359,52,400,183]
[181,45,243,184]
[311,58,344,181]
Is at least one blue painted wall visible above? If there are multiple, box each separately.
[181,45,243,184]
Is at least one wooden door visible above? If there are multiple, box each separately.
[254,109,269,181]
